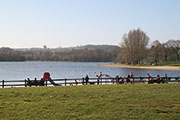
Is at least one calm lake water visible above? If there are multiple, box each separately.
[0,61,179,80]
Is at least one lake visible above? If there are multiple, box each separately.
[0,61,179,80]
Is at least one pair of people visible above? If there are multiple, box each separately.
[81,75,89,85]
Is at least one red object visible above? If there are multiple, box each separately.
[43,72,50,80]
[99,72,102,77]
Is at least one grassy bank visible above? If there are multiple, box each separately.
[0,84,180,120]
[158,61,180,66]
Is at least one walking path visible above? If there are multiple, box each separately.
[99,64,180,71]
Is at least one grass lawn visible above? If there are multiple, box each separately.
[0,84,180,120]
[158,61,180,66]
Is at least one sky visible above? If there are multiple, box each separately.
[0,0,180,48]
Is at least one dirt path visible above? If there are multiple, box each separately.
[98,64,180,71]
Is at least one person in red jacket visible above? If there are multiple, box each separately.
[99,72,102,78]
[43,72,50,80]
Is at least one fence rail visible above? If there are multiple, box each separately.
[0,76,180,88]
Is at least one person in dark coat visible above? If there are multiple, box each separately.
[85,75,89,85]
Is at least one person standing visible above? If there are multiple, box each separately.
[129,72,134,84]
[155,75,161,84]
[85,75,89,85]
[99,72,102,78]
[116,75,119,84]
[34,77,38,87]
[99,72,102,84]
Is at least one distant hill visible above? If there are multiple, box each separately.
[16,44,120,52]
[75,45,120,51]
[52,44,120,52]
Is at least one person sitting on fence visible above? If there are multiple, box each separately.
[116,75,119,84]
[99,72,102,78]
[120,77,124,84]
[43,72,50,81]
[81,77,84,85]
[34,77,38,86]
[85,75,89,85]
[39,78,44,86]
[154,75,161,84]
[75,80,78,86]
[27,78,31,87]
[111,78,115,84]
[43,72,60,86]
[162,74,168,84]
[147,73,151,79]
[129,72,134,83]
[147,73,153,84]
[126,75,130,84]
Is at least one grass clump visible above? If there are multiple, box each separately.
[0,84,180,120]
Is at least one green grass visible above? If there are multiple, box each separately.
[158,61,180,66]
[0,84,180,120]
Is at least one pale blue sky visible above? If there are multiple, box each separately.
[0,0,180,48]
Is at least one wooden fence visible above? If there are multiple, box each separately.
[0,76,180,88]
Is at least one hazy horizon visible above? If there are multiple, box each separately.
[0,0,180,48]
[1,43,120,49]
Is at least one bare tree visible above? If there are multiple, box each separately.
[149,40,164,66]
[119,29,149,64]
[166,40,180,61]
[162,43,168,61]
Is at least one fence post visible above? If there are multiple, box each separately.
[65,78,67,86]
[25,79,27,87]
[2,80,4,88]
[35,80,37,87]
[46,80,48,86]
[97,77,99,85]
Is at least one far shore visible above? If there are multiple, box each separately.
[98,64,180,71]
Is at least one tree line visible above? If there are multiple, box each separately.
[0,45,120,62]
[118,28,180,65]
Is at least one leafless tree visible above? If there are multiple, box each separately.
[119,29,149,64]
[166,40,180,61]
[149,40,164,66]
[162,43,168,61]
